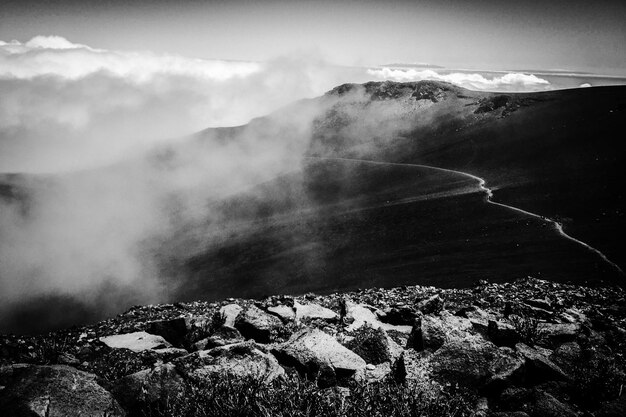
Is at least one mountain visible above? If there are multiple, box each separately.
[1,81,625,334]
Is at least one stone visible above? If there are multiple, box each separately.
[429,334,497,387]
[410,311,473,351]
[193,325,244,350]
[596,394,626,417]
[415,294,444,314]
[532,390,577,417]
[111,362,185,412]
[488,320,521,347]
[295,302,338,322]
[235,305,285,343]
[175,341,285,383]
[272,328,366,387]
[346,325,392,365]
[484,347,526,392]
[99,331,171,352]
[0,364,124,417]
[267,305,295,322]
[537,323,580,348]
[549,342,581,375]
[515,343,569,382]
[378,306,418,326]
[219,303,243,328]
[146,317,190,347]
[343,300,412,333]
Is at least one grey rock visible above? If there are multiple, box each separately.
[112,362,184,411]
[235,305,285,343]
[175,341,285,383]
[515,343,569,382]
[272,328,366,387]
[0,364,125,417]
[99,331,171,352]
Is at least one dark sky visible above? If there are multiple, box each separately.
[1,0,625,74]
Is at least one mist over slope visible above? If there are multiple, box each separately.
[1,81,625,334]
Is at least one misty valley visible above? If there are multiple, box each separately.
[1,81,624,334]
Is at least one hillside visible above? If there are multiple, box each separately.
[1,277,625,416]
[1,81,625,334]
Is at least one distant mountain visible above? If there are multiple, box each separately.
[381,63,445,69]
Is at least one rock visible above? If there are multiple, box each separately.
[267,305,295,322]
[498,386,533,413]
[272,328,366,387]
[0,364,125,417]
[175,341,284,383]
[416,294,444,314]
[343,300,412,333]
[532,389,577,417]
[57,352,80,366]
[346,325,392,365]
[146,317,189,347]
[488,320,521,347]
[515,343,569,382]
[549,342,581,375]
[99,331,172,352]
[537,323,580,348]
[484,347,526,392]
[111,362,184,412]
[430,334,515,388]
[295,302,338,322]
[410,311,473,351]
[378,306,418,326]
[219,303,243,328]
[463,307,496,336]
[394,349,434,386]
[490,412,530,417]
[596,394,626,417]
[364,362,392,382]
[235,305,285,343]
[526,298,552,310]
[193,325,244,350]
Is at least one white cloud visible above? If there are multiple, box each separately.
[0,36,261,82]
[367,67,551,92]
[0,36,363,172]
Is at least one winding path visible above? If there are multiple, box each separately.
[305,156,625,277]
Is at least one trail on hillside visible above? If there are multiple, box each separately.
[305,156,625,277]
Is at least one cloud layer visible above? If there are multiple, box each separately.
[367,67,551,92]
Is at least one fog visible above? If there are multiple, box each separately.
[0,36,557,333]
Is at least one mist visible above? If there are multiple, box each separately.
[0,36,558,333]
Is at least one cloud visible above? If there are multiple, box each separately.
[367,67,551,92]
[0,36,364,173]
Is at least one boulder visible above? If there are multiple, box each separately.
[0,364,125,417]
[175,341,285,383]
[99,331,171,352]
[378,306,419,326]
[219,303,243,328]
[272,328,366,387]
[596,394,626,417]
[235,305,285,343]
[549,342,581,375]
[193,325,244,350]
[415,294,444,314]
[394,349,433,385]
[342,300,412,334]
[346,325,392,365]
[531,389,577,417]
[146,317,189,347]
[515,343,569,382]
[484,347,526,392]
[295,302,338,322]
[111,362,185,412]
[429,334,498,387]
[537,323,580,348]
[410,311,473,351]
[488,320,521,347]
[267,305,296,322]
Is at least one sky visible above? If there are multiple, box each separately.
[2,0,625,75]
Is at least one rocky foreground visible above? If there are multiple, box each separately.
[1,277,625,416]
